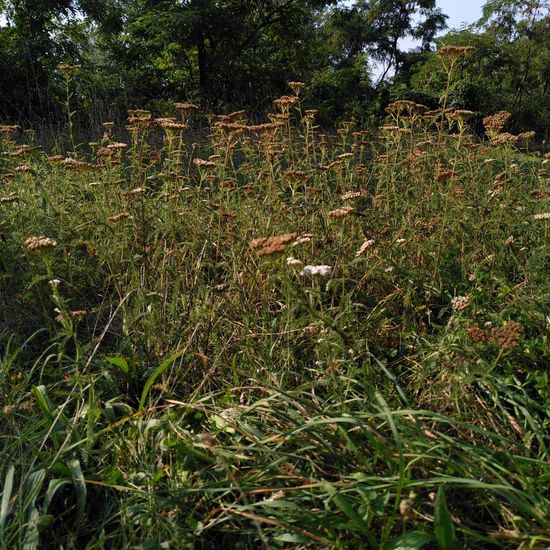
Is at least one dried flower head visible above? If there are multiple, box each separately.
[194,158,217,170]
[288,81,306,95]
[175,102,199,111]
[14,164,34,173]
[467,327,490,344]
[286,256,303,266]
[293,234,314,246]
[0,193,19,204]
[25,236,57,253]
[274,95,299,111]
[328,206,354,218]
[55,309,87,324]
[341,191,362,201]
[437,45,475,60]
[490,321,524,350]
[451,295,470,312]
[250,233,298,257]
[483,111,512,138]
[356,239,375,257]
[58,63,81,75]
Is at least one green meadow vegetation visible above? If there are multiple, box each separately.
[1,50,550,548]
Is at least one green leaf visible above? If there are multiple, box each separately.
[68,460,87,520]
[106,355,130,376]
[32,385,56,421]
[43,478,72,513]
[138,348,186,413]
[274,533,314,543]
[0,465,15,539]
[434,486,456,550]
[22,507,40,550]
[385,530,435,550]
[324,483,377,546]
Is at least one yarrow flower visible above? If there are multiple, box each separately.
[533,212,550,220]
[355,239,375,257]
[286,256,303,266]
[250,233,298,257]
[451,295,470,312]
[341,191,362,201]
[25,236,57,253]
[300,265,332,277]
[328,206,354,218]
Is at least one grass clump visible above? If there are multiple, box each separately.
[0,87,549,548]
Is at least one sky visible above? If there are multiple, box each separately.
[369,0,486,80]
[437,0,486,29]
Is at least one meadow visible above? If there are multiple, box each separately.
[1,75,549,548]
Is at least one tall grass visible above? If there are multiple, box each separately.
[0,85,549,548]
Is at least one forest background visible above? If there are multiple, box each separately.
[1,0,549,140]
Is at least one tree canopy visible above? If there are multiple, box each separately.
[0,0,548,135]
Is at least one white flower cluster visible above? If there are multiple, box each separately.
[300,265,332,277]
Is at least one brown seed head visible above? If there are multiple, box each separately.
[490,321,524,350]
[250,233,298,256]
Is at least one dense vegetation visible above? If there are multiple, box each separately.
[1,1,550,549]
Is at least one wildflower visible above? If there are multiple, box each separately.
[58,63,81,75]
[107,142,128,150]
[283,169,307,182]
[451,295,470,312]
[274,95,299,110]
[300,265,332,277]
[0,193,19,204]
[483,111,511,139]
[384,266,394,273]
[533,212,550,220]
[490,321,523,350]
[55,310,86,324]
[49,279,61,287]
[175,102,199,111]
[250,233,298,257]
[160,121,188,131]
[395,238,406,244]
[293,234,314,246]
[437,45,475,60]
[435,169,456,182]
[194,158,217,169]
[399,499,414,520]
[25,236,57,253]
[328,206,354,218]
[286,256,303,266]
[288,81,306,95]
[341,191,362,201]
[355,239,375,257]
[108,213,132,223]
[14,164,34,173]
[467,327,490,343]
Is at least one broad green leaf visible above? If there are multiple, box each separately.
[0,465,15,538]
[68,460,87,520]
[385,530,435,550]
[139,348,186,413]
[434,486,456,550]
[106,355,130,375]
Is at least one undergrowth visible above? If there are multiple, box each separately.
[0,78,549,549]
